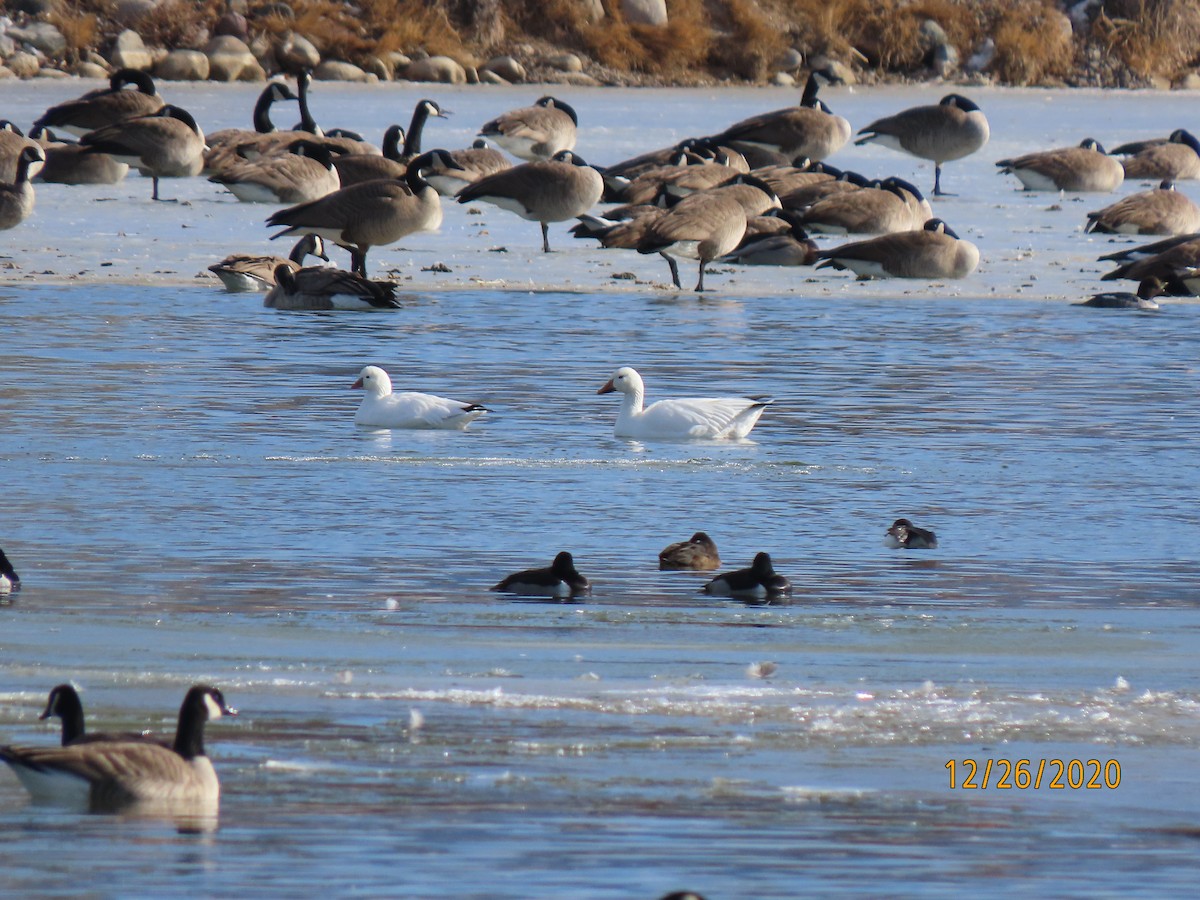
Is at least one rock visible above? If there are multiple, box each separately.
[0,34,14,58]
[464,64,478,85]
[73,61,110,79]
[1178,72,1200,91]
[965,38,994,74]
[214,11,249,41]
[363,56,390,81]
[155,49,210,81]
[543,71,601,87]
[483,55,525,83]
[109,30,153,71]
[6,51,41,78]
[236,60,267,82]
[36,67,71,79]
[807,55,856,85]
[314,60,371,82]
[577,0,605,21]
[621,0,667,27]
[206,34,257,81]
[932,43,959,79]
[546,52,583,73]
[919,19,948,50]
[385,51,411,73]
[276,32,320,71]
[403,55,467,84]
[771,71,796,87]
[113,0,162,26]
[0,66,14,80]
[478,69,509,85]
[777,48,804,71]
[10,0,55,15]
[7,22,67,57]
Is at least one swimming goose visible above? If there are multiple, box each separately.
[0,146,44,231]
[1075,278,1164,310]
[33,69,164,138]
[29,126,128,185]
[208,234,330,292]
[815,218,979,280]
[479,95,579,161]
[702,552,791,599]
[38,684,170,747]
[797,176,929,234]
[0,685,235,810]
[209,139,341,204]
[352,365,487,429]
[266,149,459,276]
[996,138,1124,192]
[658,532,721,570]
[423,138,511,196]
[719,209,819,266]
[203,80,298,175]
[713,68,850,162]
[884,518,938,549]
[0,545,18,593]
[79,104,205,201]
[1117,129,1200,181]
[597,366,771,440]
[1085,181,1200,235]
[264,265,401,310]
[455,149,603,253]
[855,94,990,196]
[492,551,590,598]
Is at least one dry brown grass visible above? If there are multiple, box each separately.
[134,0,222,51]
[1093,0,1200,81]
[989,0,1074,85]
[48,8,101,64]
[707,0,790,81]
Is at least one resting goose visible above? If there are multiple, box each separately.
[1099,234,1200,290]
[0,545,18,593]
[884,518,938,549]
[597,366,771,440]
[0,146,44,231]
[0,685,235,811]
[209,139,341,204]
[702,552,791,599]
[815,218,980,280]
[38,684,170,747]
[713,68,850,162]
[996,138,1124,192]
[1085,180,1200,235]
[203,80,298,176]
[351,365,487,429]
[80,104,205,201]
[492,551,591,598]
[796,176,929,234]
[719,209,819,266]
[423,138,510,196]
[209,234,330,292]
[479,95,579,161]
[264,265,401,311]
[659,532,721,571]
[855,94,990,196]
[1117,129,1200,181]
[30,126,128,185]
[34,69,164,138]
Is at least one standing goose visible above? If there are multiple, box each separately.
[996,138,1125,192]
[455,149,603,253]
[38,684,170,747]
[0,146,44,231]
[30,126,129,185]
[492,551,591,598]
[702,552,791,600]
[0,685,235,810]
[79,104,205,201]
[597,366,772,441]
[266,148,460,276]
[33,69,164,138]
[422,138,511,196]
[208,233,330,292]
[815,218,980,279]
[479,95,578,161]
[855,94,990,196]
[1085,180,1200,235]
[884,518,938,549]
[659,532,721,571]
[1116,129,1200,181]
[713,68,850,162]
[209,139,341,204]
[0,545,18,593]
[352,365,487,429]
[264,265,401,311]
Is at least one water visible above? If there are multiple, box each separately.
[2,81,1200,898]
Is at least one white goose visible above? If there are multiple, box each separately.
[597,367,771,440]
[352,365,487,430]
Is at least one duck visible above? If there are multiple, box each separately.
[0,546,18,593]
[1075,277,1164,310]
[455,149,603,253]
[702,552,791,599]
[479,95,579,161]
[597,366,771,440]
[33,69,164,138]
[0,146,44,231]
[208,234,330,292]
[79,104,205,201]
[351,365,487,429]
[0,685,235,810]
[995,138,1124,192]
[855,94,990,196]
[263,265,401,311]
[884,518,938,549]
[815,218,979,280]
[658,532,721,570]
[1115,129,1200,181]
[492,551,590,598]
[1084,180,1200,235]
[38,684,169,747]
[713,68,850,162]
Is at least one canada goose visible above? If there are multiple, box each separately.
[203,80,298,176]
[779,168,872,209]
[855,94,990,196]
[0,146,44,231]
[351,365,487,429]
[606,149,713,205]
[0,120,40,182]
[884,518,938,549]
[702,552,791,599]
[996,138,1124,192]
[263,265,402,310]
[79,104,205,201]
[422,138,510,197]
[752,158,838,196]
[479,95,578,161]
[492,551,590,598]
[208,233,330,292]
[0,545,18,593]
[33,69,164,138]
[1075,278,1165,310]
[815,217,980,280]
[1085,180,1200,235]
[455,149,603,253]
[1098,231,1200,265]
[719,209,819,266]
[714,68,850,162]
[570,204,685,284]
[797,176,929,234]
[209,139,341,204]
[332,124,407,187]
[597,366,771,440]
[28,126,129,185]
[1117,129,1200,181]
[266,148,459,276]
[38,684,170,747]
[0,685,235,811]
[600,138,704,189]
[658,532,721,571]
[1099,234,1200,291]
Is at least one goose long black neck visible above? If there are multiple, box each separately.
[43,686,86,745]
[404,150,440,192]
[381,125,405,162]
[402,102,435,159]
[296,71,320,135]
[800,72,821,108]
[252,86,289,134]
[172,687,211,760]
[14,149,41,185]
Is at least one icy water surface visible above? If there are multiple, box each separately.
[2,82,1200,898]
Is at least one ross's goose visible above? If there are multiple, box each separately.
[352,365,487,430]
[597,367,771,440]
